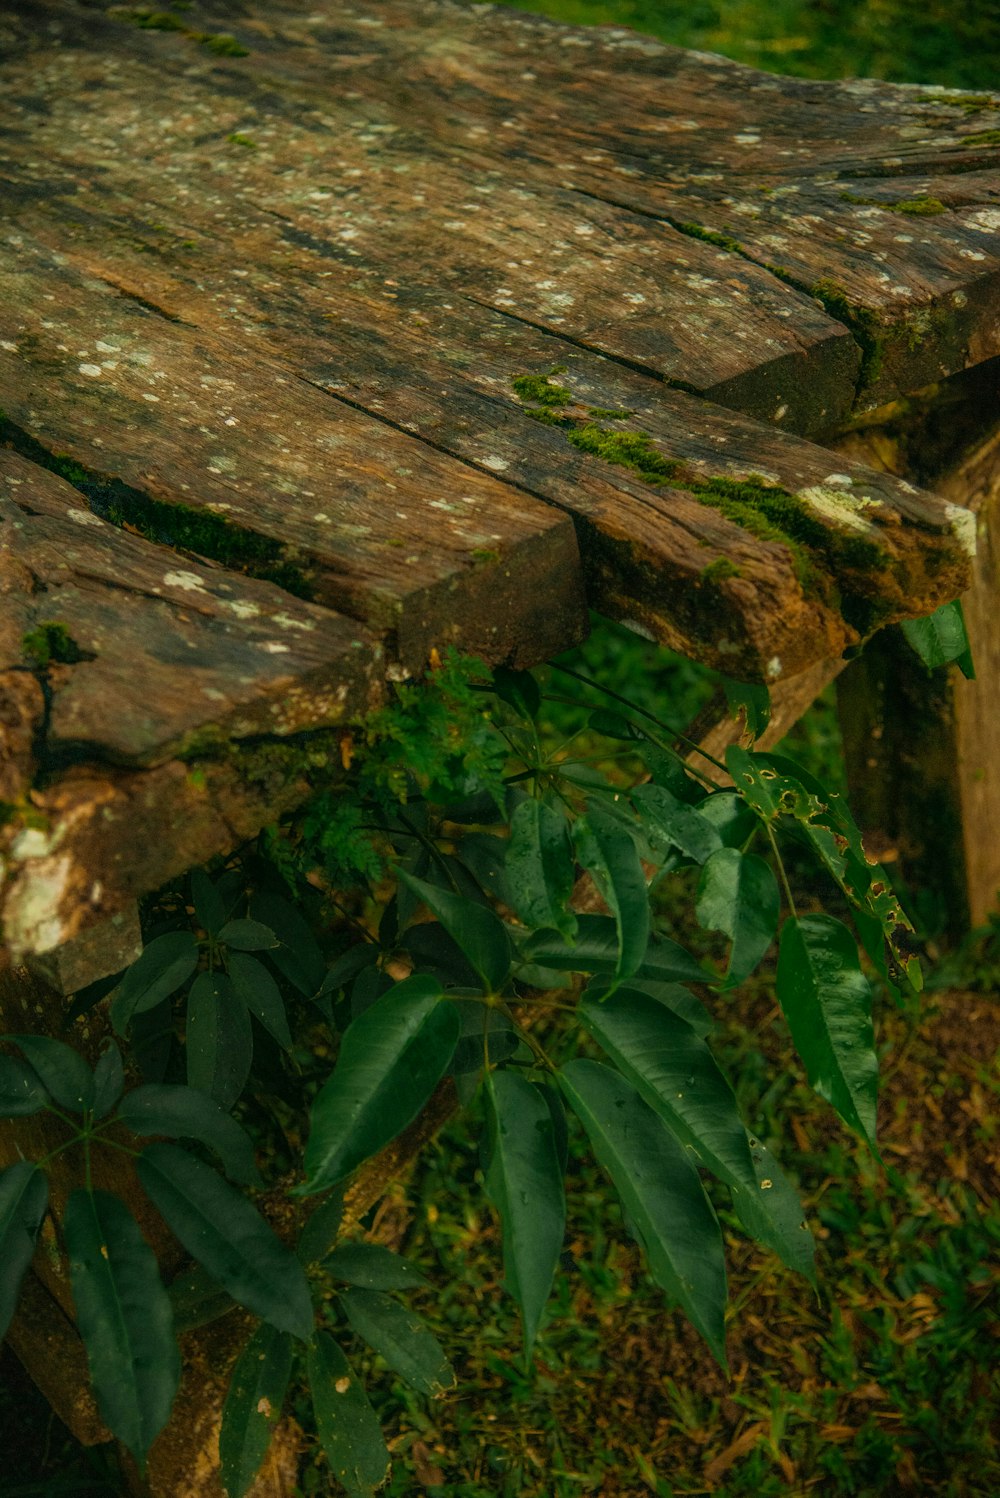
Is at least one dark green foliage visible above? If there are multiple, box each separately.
[20,622,84,668]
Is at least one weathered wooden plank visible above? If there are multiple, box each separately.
[1,206,973,683]
[0,0,863,433]
[1,448,385,770]
[229,0,1000,413]
[0,238,586,673]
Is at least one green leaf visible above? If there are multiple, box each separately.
[218,918,278,952]
[249,891,326,997]
[191,868,227,937]
[450,1001,518,1075]
[186,971,253,1110]
[523,915,709,985]
[696,847,780,986]
[110,931,200,1034]
[168,1262,237,1333]
[579,989,812,1278]
[93,1042,125,1119]
[307,1333,390,1498]
[297,1192,345,1267]
[492,665,541,721]
[505,799,576,941]
[631,783,722,864]
[559,1060,727,1367]
[324,1240,428,1292]
[220,1324,294,1498]
[136,1142,314,1340]
[339,1288,455,1397]
[697,791,757,849]
[484,1069,565,1357]
[9,1035,94,1113]
[901,598,975,679]
[65,1189,179,1467]
[776,915,879,1149]
[0,1163,49,1339]
[0,1055,49,1117]
[580,989,755,1186]
[228,952,293,1050]
[302,975,459,1194]
[728,1133,816,1283]
[120,1083,261,1186]
[396,870,511,993]
[722,676,771,739]
[573,805,650,988]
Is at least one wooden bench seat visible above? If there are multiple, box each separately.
[1,0,997,985]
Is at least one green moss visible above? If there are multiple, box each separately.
[564,425,681,485]
[471,548,501,566]
[699,558,741,583]
[841,192,947,215]
[511,373,573,407]
[892,196,948,216]
[21,622,84,669]
[674,221,745,255]
[510,371,895,624]
[127,10,186,30]
[586,407,634,420]
[961,129,1000,144]
[0,413,312,599]
[197,32,250,56]
[226,133,258,149]
[811,278,887,391]
[920,93,1000,112]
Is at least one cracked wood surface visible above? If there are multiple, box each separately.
[0,0,987,970]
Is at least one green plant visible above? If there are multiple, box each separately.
[0,616,975,1494]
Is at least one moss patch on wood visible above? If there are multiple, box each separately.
[810,279,886,391]
[511,372,892,634]
[961,128,1000,145]
[0,413,311,599]
[841,193,948,216]
[673,221,746,255]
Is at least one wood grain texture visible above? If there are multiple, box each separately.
[202,0,1000,413]
[0,202,972,683]
[2,448,386,768]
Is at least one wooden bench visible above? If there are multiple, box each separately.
[3,0,998,992]
[1,3,999,1489]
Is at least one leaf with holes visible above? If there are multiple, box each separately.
[220,1323,294,1498]
[307,1334,389,1498]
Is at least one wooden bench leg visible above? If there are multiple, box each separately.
[835,420,1000,938]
